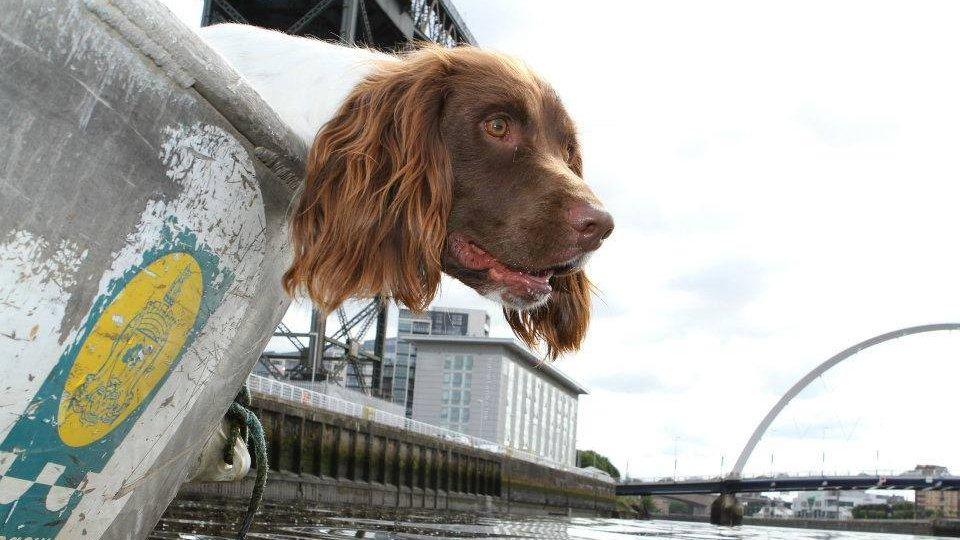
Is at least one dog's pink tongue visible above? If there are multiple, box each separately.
[489,266,553,295]
[449,233,553,296]
[450,235,497,270]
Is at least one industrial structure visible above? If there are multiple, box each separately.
[203,0,476,48]
[212,0,479,396]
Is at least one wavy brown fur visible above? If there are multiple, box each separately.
[504,271,591,359]
[282,47,453,313]
[503,132,591,360]
[283,44,598,356]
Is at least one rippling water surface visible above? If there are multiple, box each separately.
[153,515,939,539]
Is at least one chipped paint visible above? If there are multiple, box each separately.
[0,233,88,442]
[0,123,266,538]
[0,0,303,535]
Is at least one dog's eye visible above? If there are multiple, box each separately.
[483,117,509,138]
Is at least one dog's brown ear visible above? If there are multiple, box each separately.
[282,50,453,313]
[505,270,592,359]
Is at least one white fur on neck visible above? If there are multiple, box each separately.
[199,23,393,147]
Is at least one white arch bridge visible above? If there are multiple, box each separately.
[616,324,960,520]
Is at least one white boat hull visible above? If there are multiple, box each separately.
[0,0,303,537]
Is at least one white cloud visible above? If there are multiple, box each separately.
[451,0,960,480]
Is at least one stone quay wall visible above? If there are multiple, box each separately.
[176,394,615,517]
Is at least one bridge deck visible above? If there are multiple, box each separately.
[616,475,960,496]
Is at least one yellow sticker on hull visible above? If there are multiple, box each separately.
[57,252,203,447]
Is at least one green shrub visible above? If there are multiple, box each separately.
[576,450,621,479]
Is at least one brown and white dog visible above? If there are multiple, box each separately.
[201,24,613,357]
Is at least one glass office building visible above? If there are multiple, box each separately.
[378,307,490,417]
[405,335,585,467]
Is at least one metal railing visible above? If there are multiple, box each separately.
[247,374,613,483]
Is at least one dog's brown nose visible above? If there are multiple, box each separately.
[570,202,614,251]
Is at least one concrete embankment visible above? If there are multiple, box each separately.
[655,514,960,536]
[171,394,614,519]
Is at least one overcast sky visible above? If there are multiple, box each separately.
[164,0,960,481]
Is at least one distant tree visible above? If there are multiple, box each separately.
[852,504,888,519]
[576,449,621,479]
[891,502,918,519]
[744,501,764,516]
[636,495,656,517]
[618,495,658,518]
[640,495,657,514]
[853,503,920,520]
[668,500,691,515]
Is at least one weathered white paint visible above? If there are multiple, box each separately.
[0,232,88,441]
[1,0,305,535]
[50,123,268,538]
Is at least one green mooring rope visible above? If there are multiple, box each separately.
[226,386,267,540]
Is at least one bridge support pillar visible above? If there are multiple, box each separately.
[710,493,742,526]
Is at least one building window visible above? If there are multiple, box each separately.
[503,360,515,445]
[412,320,431,334]
[533,378,543,453]
[513,364,523,447]
[520,370,531,450]
[440,354,474,432]
[431,311,469,335]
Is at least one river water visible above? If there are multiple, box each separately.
[152,515,939,539]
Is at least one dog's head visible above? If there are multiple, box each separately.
[283,44,613,357]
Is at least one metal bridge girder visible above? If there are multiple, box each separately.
[616,475,960,496]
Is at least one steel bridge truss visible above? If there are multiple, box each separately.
[260,298,388,393]
[202,0,477,48]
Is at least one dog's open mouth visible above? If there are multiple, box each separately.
[447,233,579,301]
